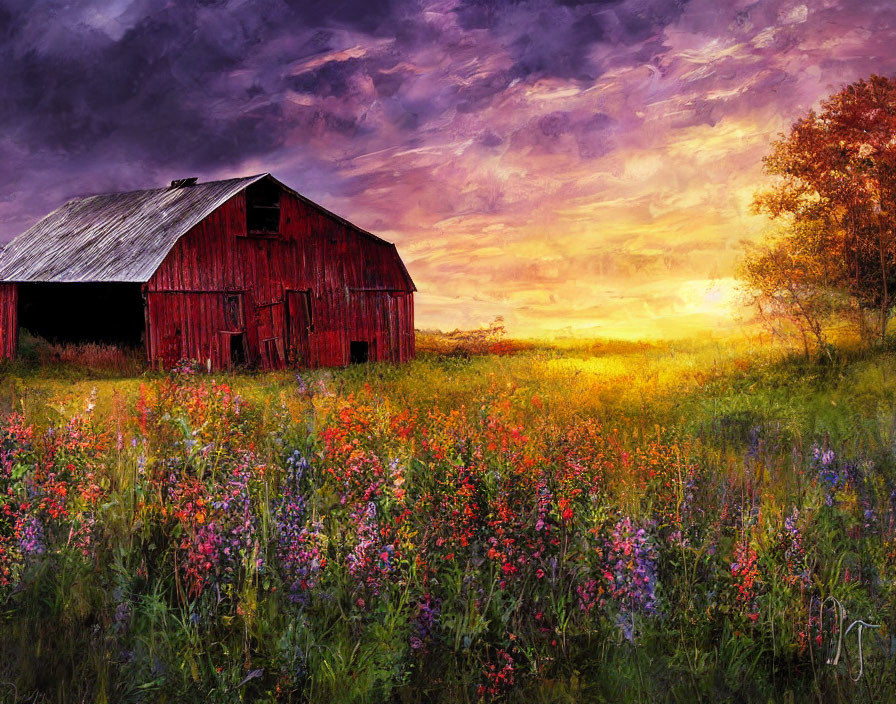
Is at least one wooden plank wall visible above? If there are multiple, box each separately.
[0,283,17,360]
[145,187,415,370]
[144,292,232,369]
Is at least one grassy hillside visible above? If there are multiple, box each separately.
[1,336,895,702]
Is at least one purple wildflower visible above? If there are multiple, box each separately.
[535,477,552,533]
[17,515,45,556]
[411,594,441,650]
[782,507,810,588]
[603,516,659,641]
[345,501,397,599]
[275,453,327,603]
[811,445,853,506]
[346,502,379,579]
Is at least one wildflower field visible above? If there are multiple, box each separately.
[1,336,896,702]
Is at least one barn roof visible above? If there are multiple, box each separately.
[0,175,267,283]
[0,174,416,290]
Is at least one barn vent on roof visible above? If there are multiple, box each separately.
[170,177,199,188]
[0,173,416,370]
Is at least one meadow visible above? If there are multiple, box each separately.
[1,333,896,702]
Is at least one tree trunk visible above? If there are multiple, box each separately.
[876,208,889,344]
[882,302,889,342]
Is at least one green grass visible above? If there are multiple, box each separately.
[5,333,894,446]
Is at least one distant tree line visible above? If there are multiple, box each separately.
[742,74,896,357]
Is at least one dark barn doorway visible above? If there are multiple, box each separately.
[17,283,145,347]
[229,333,247,367]
[349,340,369,364]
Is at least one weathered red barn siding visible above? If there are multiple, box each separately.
[0,283,17,360]
[144,187,415,370]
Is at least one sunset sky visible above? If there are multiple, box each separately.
[1,0,895,337]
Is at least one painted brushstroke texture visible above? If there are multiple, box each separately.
[0,0,893,336]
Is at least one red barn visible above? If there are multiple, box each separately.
[0,174,415,369]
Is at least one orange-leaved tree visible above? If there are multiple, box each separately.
[749,74,896,344]
[740,219,843,358]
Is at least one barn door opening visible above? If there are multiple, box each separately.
[18,282,144,347]
[219,293,248,370]
[256,299,286,369]
[350,341,369,364]
[230,333,247,367]
[286,289,313,367]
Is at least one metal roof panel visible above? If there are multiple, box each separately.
[0,175,266,282]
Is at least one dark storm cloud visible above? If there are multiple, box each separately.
[292,58,367,98]
[0,0,433,236]
[506,109,618,160]
[289,0,401,35]
[576,112,618,158]
[507,12,606,81]
[455,0,690,82]
[0,0,694,237]
[455,72,515,113]
[0,1,302,162]
[372,68,406,98]
[479,130,505,148]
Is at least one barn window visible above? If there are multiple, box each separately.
[245,180,281,236]
[224,293,244,330]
